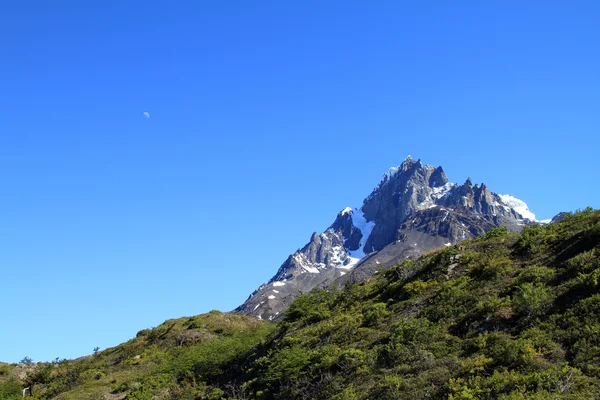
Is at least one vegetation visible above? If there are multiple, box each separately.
[0,312,274,399]
[2,208,599,399]
[242,209,600,399]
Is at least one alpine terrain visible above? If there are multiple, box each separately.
[2,209,599,399]
[236,156,538,321]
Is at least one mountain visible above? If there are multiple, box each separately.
[5,209,599,399]
[236,156,537,321]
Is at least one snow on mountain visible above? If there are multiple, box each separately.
[417,182,456,210]
[236,157,537,321]
[499,194,537,221]
[376,155,413,188]
[347,208,375,259]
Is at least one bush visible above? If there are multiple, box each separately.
[284,289,336,324]
[27,362,54,384]
[19,356,33,365]
[512,283,552,321]
[479,226,509,241]
[0,380,21,399]
[363,302,389,327]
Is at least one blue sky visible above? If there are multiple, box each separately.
[1,1,598,363]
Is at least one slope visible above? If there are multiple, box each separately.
[0,312,273,399]
[242,208,600,399]
[4,208,599,400]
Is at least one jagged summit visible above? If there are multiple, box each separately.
[377,156,426,189]
[235,157,537,321]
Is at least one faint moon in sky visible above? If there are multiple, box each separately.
[143,111,150,119]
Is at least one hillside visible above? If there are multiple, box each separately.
[243,208,600,399]
[0,313,274,399]
[2,209,599,399]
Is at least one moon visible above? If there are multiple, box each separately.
[143,111,150,119]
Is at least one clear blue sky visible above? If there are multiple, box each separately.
[1,1,598,363]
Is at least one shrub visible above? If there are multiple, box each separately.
[363,302,389,327]
[512,283,552,321]
[0,379,21,400]
[479,226,509,241]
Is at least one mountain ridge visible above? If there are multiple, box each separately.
[236,156,537,321]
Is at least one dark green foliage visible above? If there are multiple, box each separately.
[19,357,33,365]
[0,379,21,399]
[363,302,389,327]
[242,209,600,399]
[477,226,509,241]
[8,313,274,399]
[4,209,599,399]
[27,362,54,384]
[283,289,337,325]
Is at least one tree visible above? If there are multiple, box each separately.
[20,357,33,365]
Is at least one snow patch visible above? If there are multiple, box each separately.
[334,208,375,269]
[417,201,438,210]
[348,208,375,259]
[499,194,536,221]
[341,207,353,215]
[445,242,452,247]
[379,166,400,186]
[268,295,276,300]
[539,219,552,224]
[339,256,360,269]
[293,253,320,274]
[432,182,455,198]
[417,182,455,210]
[301,265,320,274]
[273,290,279,294]
[331,245,346,266]
[273,282,286,287]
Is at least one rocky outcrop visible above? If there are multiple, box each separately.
[235,156,537,321]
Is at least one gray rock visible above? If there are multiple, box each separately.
[551,212,570,223]
[234,156,537,321]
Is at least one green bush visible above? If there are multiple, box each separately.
[512,283,552,320]
[0,379,21,400]
[363,302,389,327]
[479,226,509,241]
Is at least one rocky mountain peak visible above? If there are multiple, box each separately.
[235,157,537,321]
[429,166,448,188]
[310,231,320,243]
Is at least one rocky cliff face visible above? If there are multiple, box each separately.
[235,156,536,321]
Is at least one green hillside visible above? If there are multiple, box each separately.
[2,208,599,399]
[0,313,274,399]
[245,208,600,399]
